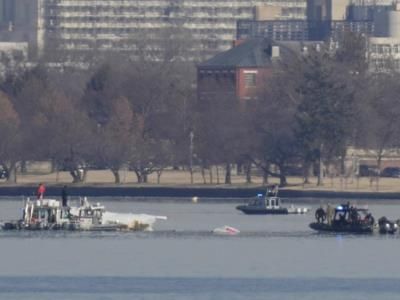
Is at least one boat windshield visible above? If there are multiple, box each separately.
[333,205,371,224]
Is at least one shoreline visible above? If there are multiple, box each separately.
[1,184,400,201]
[1,169,400,200]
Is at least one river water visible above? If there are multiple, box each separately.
[0,197,400,300]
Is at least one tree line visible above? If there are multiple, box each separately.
[0,32,400,186]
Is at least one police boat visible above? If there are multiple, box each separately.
[309,203,375,234]
[236,187,310,215]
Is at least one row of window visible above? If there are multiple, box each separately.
[370,58,400,70]
[47,16,253,24]
[48,8,254,15]
[198,71,256,88]
[370,44,400,54]
[48,26,234,35]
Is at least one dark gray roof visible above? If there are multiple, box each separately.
[198,38,293,68]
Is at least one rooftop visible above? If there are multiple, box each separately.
[198,38,295,68]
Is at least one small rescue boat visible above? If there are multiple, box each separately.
[378,217,398,234]
[236,186,310,215]
[309,203,375,234]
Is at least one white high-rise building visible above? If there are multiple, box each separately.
[33,0,306,60]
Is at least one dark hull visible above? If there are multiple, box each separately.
[1,222,77,231]
[379,228,397,234]
[309,222,373,234]
[1,221,122,231]
[378,224,398,234]
[236,205,288,215]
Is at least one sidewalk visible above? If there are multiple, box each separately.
[1,169,399,193]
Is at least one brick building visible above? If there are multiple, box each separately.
[197,38,294,105]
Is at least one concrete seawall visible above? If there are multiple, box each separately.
[1,185,400,201]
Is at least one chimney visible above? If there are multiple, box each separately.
[271,45,280,58]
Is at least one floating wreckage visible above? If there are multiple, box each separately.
[213,225,240,235]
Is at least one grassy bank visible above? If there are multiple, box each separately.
[0,169,398,191]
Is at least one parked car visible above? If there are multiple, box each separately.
[358,165,380,177]
[0,168,8,179]
[358,165,379,177]
[380,167,400,178]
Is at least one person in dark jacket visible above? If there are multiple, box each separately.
[315,206,326,223]
[61,185,68,207]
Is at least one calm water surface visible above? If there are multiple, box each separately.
[0,197,400,300]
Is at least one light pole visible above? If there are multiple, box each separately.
[189,130,194,184]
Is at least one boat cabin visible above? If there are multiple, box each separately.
[332,204,372,225]
[78,205,104,226]
[23,198,71,228]
[248,194,281,209]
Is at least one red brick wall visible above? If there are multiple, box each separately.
[197,67,236,103]
[236,67,272,102]
[197,66,273,104]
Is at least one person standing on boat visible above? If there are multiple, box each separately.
[61,185,68,207]
[267,184,278,197]
[272,184,279,196]
[315,206,326,223]
[326,203,334,225]
[36,183,46,199]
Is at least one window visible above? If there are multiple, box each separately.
[244,73,256,87]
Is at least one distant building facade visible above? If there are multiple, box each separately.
[368,3,400,71]
[235,0,400,72]
[0,0,40,59]
[238,19,311,41]
[237,0,395,42]
[23,0,305,61]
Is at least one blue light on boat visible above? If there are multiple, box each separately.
[336,205,343,210]
[257,194,263,197]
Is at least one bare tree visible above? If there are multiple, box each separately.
[249,68,301,187]
[0,91,21,182]
[195,89,248,184]
[355,72,400,189]
[92,96,136,183]
[294,47,355,186]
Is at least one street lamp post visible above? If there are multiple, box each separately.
[189,131,194,184]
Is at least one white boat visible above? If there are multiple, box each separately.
[1,197,167,232]
[287,204,310,214]
[2,198,74,230]
[236,193,310,215]
[69,197,167,231]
